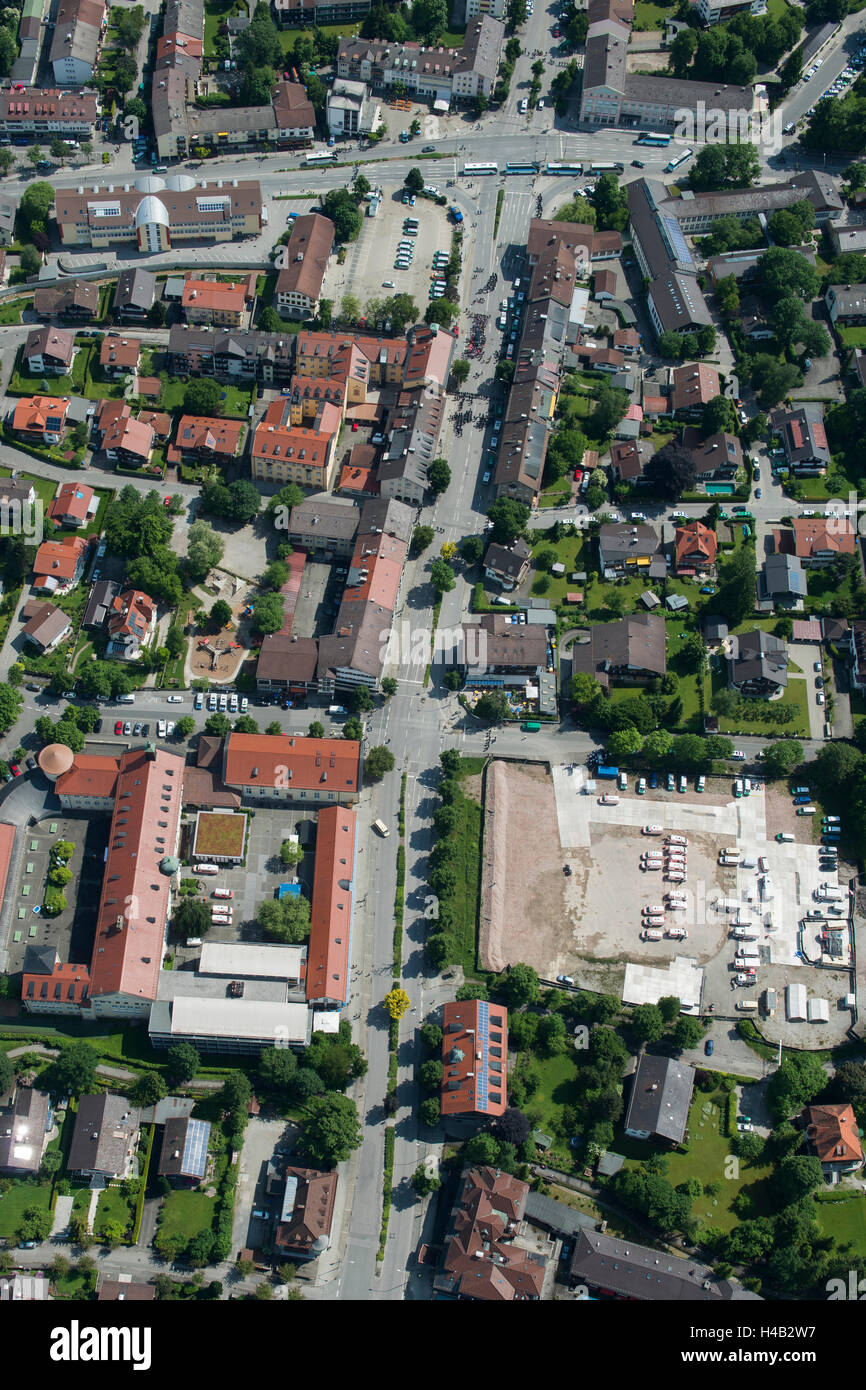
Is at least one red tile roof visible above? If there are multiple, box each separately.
[22,959,91,1008]
[306,805,355,1006]
[56,753,120,801]
[274,1165,337,1254]
[790,518,856,558]
[12,395,70,436]
[441,999,508,1117]
[48,481,95,525]
[33,534,87,581]
[437,1167,544,1301]
[675,520,718,569]
[169,415,243,460]
[0,823,15,919]
[88,747,185,1006]
[804,1103,863,1164]
[222,733,361,796]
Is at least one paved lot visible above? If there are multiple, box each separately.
[324,189,453,320]
[3,810,109,976]
[232,1116,296,1258]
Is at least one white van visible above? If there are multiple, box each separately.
[737,999,759,1012]
[732,926,760,940]
[196,863,219,875]
[818,886,846,901]
[642,861,662,871]
[117,692,135,704]
[759,875,774,900]
[186,937,203,947]
[642,850,664,859]
[373,818,390,837]
[328,705,346,716]
[776,832,795,843]
[666,926,688,939]
[211,914,232,925]
[717,897,739,913]
[519,98,528,113]
[641,928,663,941]
[213,888,233,899]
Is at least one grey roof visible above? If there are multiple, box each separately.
[0,1086,50,1174]
[649,270,712,333]
[68,1094,140,1176]
[570,613,667,680]
[159,1116,211,1180]
[524,1189,596,1237]
[624,1052,694,1144]
[583,20,629,95]
[187,103,277,137]
[139,1095,195,1125]
[485,538,531,580]
[763,552,806,599]
[599,522,659,563]
[115,268,156,314]
[623,72,753,112]
[730,627,789,689]
[83,579,119,629]
[288,498,360,543]
[569,1228,761,1301]
[359,496,414,545]
[49,0,102,70]
[596,1150,626,1177]
[22,944,57,975]
[703,616,728,639]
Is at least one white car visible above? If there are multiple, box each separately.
[629,511,646,520]
[537,99,544,109]
[671,510,687,519]
[667,835,688,846]
[166,721,175,736]
[166,695,183,703]
[157,720,167,738]
[556,974,574,985]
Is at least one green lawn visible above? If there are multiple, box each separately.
[159,1189,215,1241]
[707,665,811,737]
[51,1267,98,1300]
[633,0,673,27]
[93,1185,135,1239]
[159,376,252,418]
[529,532,586,606]
[0,466,58,512]
[524,1051,584,1171]
[836,324,866,349]
[816,1193,866,1257]
[619,1089,774,1233]
[0,298,27,325]
[0,1181,52,1239]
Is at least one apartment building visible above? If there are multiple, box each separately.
[274,213,334,319]
[50,0,105,85]
[251,396,341,489]
[168,325,295,385]
[0,88,99,139]
[336,15,504,104]
[167,415,244,467]
[181,275,254,327]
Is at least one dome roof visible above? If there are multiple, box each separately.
[134,174,166,194]
[163,173,196,192]
[135,195,170,229]
[38,743,74,778]
[310,1235,330,1255]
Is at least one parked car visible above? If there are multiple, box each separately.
[122,722,131,736]
[556,974,575,985]
[114,721,123,735]
[705,1039,714,1055]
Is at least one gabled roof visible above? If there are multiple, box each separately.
[804,1103,863,1164]
[223,733,361,796]
[306,805,355,1006]
[68,1094,140,1175]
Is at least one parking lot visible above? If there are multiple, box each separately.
[3,811,109,977]
[323,187,453,320]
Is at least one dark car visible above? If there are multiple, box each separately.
[649,772,659,788]
[705,1038,714,1055]
[632,159,645,167]
[25,756,37,771]
[815,676,824,689]
[141,723,149,736]
[25,682,40,692]
[422,144,435,152]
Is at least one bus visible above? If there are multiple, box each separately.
[545,160,583,176]
[664,148,693,173]
[587,161,624,176]
[304,150,338,165]
[505,161,539,175]
[521,721,541,732]
[461,161,498,176]
[635,131,671,146]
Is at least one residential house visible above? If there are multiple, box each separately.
[114,268,157,321]
[24,326,76,377]
[761,553,806,607]
[48,481,97,528]
[569,613,667,688]
[609,440,648,483]
[99,334,141,378]
[32,534,89,593]
[250,397,340,489]
[624,1052,695,1145]
[106,589,156,660]
[21,601,72,652]
[67,1094,140,1180]
[728,628,789,697]
[181,275,253,327]
[101,411,154,469]
[483,538,531,590]
[613,327,640,354]
[49,0,106,86]
[168,416,244,467]
[434,1167,546,1301]
[157,1116,211,1186]
[593,268,616,300]
[697,0,766,22]
[77,578,117,627]
[779,517,856,567]
[0,1086,50,1174]
[441,999,508,1119]
[458,614,548,688]
[12,395,71,446]
[273,1165,337,1259]
[98,1280,156,1301]
[285,498,359,557]
[802,1103,864,1175]
[769,404,830,475]
[598,522,664,576]
[274,213,334,319]
[33,280,99,321]
[326,77,372,138]
[825,283,866,326]
[682,427,743,482]
[0,88,99,141]
[675,520,718,573]
[671,363,720,416]
[271,79,316,143]
[827,220,866,257]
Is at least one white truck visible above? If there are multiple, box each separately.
[641,927,663,941]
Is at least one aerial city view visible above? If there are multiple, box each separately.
[3,0,866,1335]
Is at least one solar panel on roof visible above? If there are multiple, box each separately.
[662,215,694,270]
[182,1118,209,1178]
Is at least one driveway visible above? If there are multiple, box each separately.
[231,1116,295,1258]
[792,641,827,741]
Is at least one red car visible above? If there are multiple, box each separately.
[163,496,172,506]
[10,764,21,777]
[553,26,561,35]
[115,721,123,735]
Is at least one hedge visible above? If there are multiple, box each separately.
[377,1124,395,1261]
[131,1124,155,1243]
[393,844,405,976]
[724,1092,738,1138]
[211,1159,238,1261]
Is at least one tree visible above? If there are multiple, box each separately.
[702,395,735,437]
[381,677,397,697]
[258,1046,298,1094]
[19,1205,52,1244]
[537,1012,567,1055]
[183,377,222,416]
[500,962,540,1008]
[219,1071,252,1115]
[130,1072,168,1108]
[607,726,643,759]
[474,690,510,723]
[761,741,803,778]
[428,458,451,494]
[343,718,364,741]
[300,1093,362,1167]
[425,298,458,326]
[430,558,455,594]
[42,1040,98,1097]
[322,188,362,243]
[673,1016,704,1050]
[631,1003,664,1043]
[172,899,212,941]
[307,721,325,739]
[767,1053,827,1120]
[411,525,435,555]
[716,543,756,627]
[258,893,311,944]
[204,713,232,738]
[645,442,696,500]
[419,1097,441,1127]
[411,1163,441,1196]
[411,0,448,41]
[365,745,395,780]
[279,839,304,869]
[669,26,697,77]
[451,358,470,387]
[251,592,284,636]
[590,172,628,233]
[757,247,819,304]
[487,497,529,546]
[166,1042,199,1087]
[419,1058,443,1092]
[494,1107,531,1147]
[773,1155,823,1207]
[187,520,224,582]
